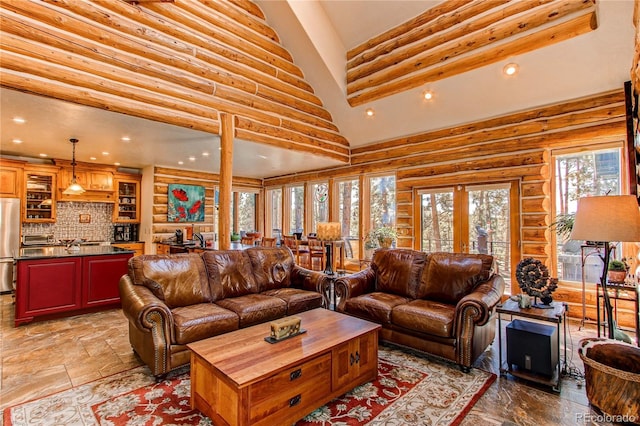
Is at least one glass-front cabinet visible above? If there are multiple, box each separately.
[113,175,140,223]
[23,166,57,223]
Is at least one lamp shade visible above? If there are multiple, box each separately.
[316,222,341,241]
[570,195,640,243]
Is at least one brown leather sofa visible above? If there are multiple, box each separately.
[334,248,505,371]
[120,247,327,376]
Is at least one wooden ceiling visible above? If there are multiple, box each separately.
[346,0,598,106]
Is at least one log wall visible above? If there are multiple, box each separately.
[0,0,349,162]
[151,166,261,244]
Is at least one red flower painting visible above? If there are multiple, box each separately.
[167,184,205,222]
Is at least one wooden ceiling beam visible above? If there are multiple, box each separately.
[348,10,597,107]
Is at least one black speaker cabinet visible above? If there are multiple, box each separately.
[506,319,558,376]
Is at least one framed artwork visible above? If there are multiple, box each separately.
[168,183,205,222]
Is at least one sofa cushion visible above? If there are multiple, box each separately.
[171,303,239,345]
[246,247,294,292]
[262,288,323,315]
[216,294,287,328]
[202,250,259,300]
[420,252,494,305]
[343,292,410,325]
[128,254,210,309]
[392,299,456,338]
[371,248,428,299]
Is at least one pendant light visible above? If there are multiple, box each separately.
[62,138,86,195]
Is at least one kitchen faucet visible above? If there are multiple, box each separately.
[193,233,204,247]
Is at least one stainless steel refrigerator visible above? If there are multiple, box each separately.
[0,198,20,293]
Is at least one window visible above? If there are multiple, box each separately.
[288,185,304,235]
[337,179,359,260]
[554,147,622,282]
[368,175,395,230]
[420,189,454,252]
[309,182,329,233]
[237,191,256,233]
[266,187,282,238]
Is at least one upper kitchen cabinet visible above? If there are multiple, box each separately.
[113,174,141,223]
[0,158,25,198]
[23,164,58,223]
[56,160,115,203]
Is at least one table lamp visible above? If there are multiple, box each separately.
[569,195,640,340]
[316,222,341,275]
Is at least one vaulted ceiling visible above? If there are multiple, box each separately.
[0,0,635,178]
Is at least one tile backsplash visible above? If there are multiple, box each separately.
[23,202,114,242]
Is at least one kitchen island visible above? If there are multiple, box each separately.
[14,246,134,326]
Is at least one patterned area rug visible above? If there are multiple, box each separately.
[4,346,495,426]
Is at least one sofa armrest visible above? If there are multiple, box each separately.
[119,274,174,337]
[291,265,331,293]
[334,268,376,312]
[455,274,505,327]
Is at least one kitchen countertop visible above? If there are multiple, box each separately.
[15,245,135,260]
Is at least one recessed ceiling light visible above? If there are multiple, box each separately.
[39,153,47,157]
[12,139,22,144]
[365,108,375,117]
[12,117,26,124]
[89,156,97,160]
[178,161,184,165]
[423,90,433,100]
[202,152,210,157]
[258,154,268,159]
[114,162,121,166]
[102,151,109,156]
[503,63,519,76]
[121,136,130,142]
[188,156,196,161]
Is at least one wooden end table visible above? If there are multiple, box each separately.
[187,308,381,426]
[497,299,567,392]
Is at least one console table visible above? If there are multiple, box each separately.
[497,299,568,392]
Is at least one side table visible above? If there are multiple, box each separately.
[497,299,568,392]
[321,272,348,311]
[596,281,639,346]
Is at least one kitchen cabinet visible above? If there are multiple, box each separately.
[113,175,140,222]
[23,165,58,223]
[156,243,170,254]
[56,161,115,202]
[331,331,378,393]
[15,250,133,325]
[112,242,144,256]
[15,257,83,323]
[82,254,130,308]
[0,159,24,197]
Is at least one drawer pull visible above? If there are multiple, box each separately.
[350,353,355,366]
[290,368,302,381]
[355,351,360,364]
[289,394,301,407]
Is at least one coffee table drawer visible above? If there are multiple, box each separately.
[249,353,331,424]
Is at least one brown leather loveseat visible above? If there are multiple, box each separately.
[335,248,505,371]
[120,247,327,376]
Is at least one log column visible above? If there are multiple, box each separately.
[218,113,234,250]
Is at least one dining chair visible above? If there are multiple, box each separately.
[307,237,325,271]
[240,236,255,246]
[283,235,310,267]
[262,237,277,247]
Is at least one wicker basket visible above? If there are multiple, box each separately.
[579,338,640,423]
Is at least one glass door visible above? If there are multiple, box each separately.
[419,182,516,292]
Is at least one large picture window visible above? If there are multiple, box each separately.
[368,175,395,230]
[288,185,304,235]
[309,182,328,234]
[266,187,282,238]
[337,179,359,260]
[554,147,622,282]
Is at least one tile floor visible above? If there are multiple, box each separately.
[0,293,631,425]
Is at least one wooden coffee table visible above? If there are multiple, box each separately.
[187,308,381,426]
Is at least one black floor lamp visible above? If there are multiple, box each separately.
[570,195,640,340]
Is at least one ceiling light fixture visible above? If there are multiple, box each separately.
[62,138,86,195]
[188,156,196,161]
[39,153,47,157]
[114,162,121,166]
[12,139,22,144]
[89,156,97,161]
[503,63,519,77]
[12,117,26,124]
[202,152,210,157]
[178,161,184,165]
[365,108,375,117]
[121,136,130,142]
[423,90,433,100]
[102,151,109,156]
